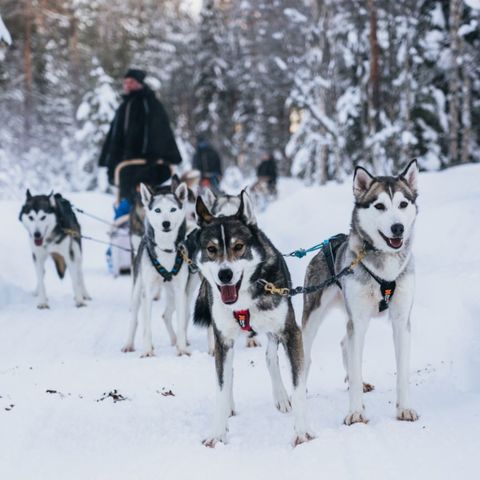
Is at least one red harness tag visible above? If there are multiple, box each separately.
[233,309,252,332]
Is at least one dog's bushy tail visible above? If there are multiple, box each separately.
[51,253,66,279]
[193,279,212,328]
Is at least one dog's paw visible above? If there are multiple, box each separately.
[121,344,135,353]
[37,301,50,309]
[344,411,368,426]
[176,347,191,357]
[83,294,92,301]
[202,434,227,448]
[246,337,261,348]
[293,431,315,447]
[397,408,419,422]
[75,300,87,308]
[274,392,292,413]
[363,382,375,393]
[140,350,155,358]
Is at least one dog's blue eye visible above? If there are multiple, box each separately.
[170,208,176,212]
[399,201,408,209]
[374,203,386,211]
[154,208,161,213]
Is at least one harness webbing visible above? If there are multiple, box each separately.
[146,244,184,282]
[360,263,396,312]
[233,309,254,332]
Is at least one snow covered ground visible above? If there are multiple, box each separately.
[1,165,480,479]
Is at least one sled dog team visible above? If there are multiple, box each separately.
[19,160,420,446]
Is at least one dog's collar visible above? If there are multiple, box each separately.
[360,262,396,312]
[146,243,183,282]
[233,309,254,332]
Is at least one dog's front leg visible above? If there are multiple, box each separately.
[282,312,315,447]
[122,277,142,353]
[34,250,49,309]
[266,333,291,413]
[174,278,190,356]
[140,284,155,357]
[203,332,234,447]
[391,299,418,421]
[344,315,369,425]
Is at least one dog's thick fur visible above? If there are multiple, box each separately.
[122,182,191,357]
[302,160,419,425]
[188,192,313,447]
[19,190,90,308]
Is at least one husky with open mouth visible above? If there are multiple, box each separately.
[19,190,90,309]
[189,191,313,447]
[122,181,191,357]
[202,188,261,350]
[302,160,419,425]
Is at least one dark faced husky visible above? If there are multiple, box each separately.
[202,188,261,349]
[19,190,90,308]
[302,160,419,425]
[189,191,313,447]
[122,181,191,357]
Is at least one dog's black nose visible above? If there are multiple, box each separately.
[391,223,404,237]
[34,231,41,238]
[218,268,233,284]
[162,221,171,230]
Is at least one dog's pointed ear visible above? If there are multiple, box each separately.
[353,166,375,198]
[170,174,180,192]
[175,182,188,204]
[236,190,256,225]
[140,183,153,207]
[48,190,56,208]
[400,159,418,194]
[196,195,214,225]
[202,187,216,210]
[26,189,32,200]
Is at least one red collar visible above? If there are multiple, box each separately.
[233,309,252,332]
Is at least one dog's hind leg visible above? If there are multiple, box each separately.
[122,278,142,353]
[65,242,86,307]
[341,335,374,393]
[76,248,91,301]
[163,300,177,347]
[203,332,234,448]
[282,307,315,447]
[266,333,291,413]
[34,250,49,309]
[344,315,369,425]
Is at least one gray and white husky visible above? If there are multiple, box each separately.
[122,182,191,357]
[189,192,314,447]
[202,188,261,350]
[302,160,419,425]
[19,190,90,309]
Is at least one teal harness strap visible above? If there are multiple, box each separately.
[147,245,184,282]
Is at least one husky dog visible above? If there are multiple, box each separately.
[202,188,260,350]
[189,192,313,447]
[19,190,90,309]
[122,182,191,357]
[302,160,419,425]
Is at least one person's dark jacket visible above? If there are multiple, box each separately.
[99,85,182,183]
[192,141,222,178]
[257,157,277,180]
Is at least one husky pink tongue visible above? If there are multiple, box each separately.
[34,238,43,246]
[219,284,238,304]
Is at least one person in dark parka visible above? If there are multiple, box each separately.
[99,68,182,183]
